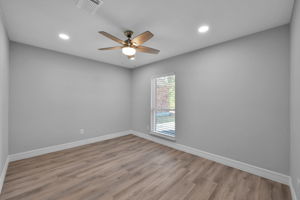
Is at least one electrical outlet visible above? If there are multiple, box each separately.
[80,129,85,134]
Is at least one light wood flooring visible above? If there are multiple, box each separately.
[0,135,292,200]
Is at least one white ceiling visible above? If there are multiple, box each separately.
[0,0,294,68]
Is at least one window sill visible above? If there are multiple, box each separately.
[150,132,176,141]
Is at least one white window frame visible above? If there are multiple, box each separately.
[150,73,176,141]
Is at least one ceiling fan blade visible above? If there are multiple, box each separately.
[98,46,123,50]
[99,31,125,45]
[131,31,153,46]
[136,46,160,54]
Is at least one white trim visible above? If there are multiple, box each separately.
[9,131,131,162]
[151,72,176,80]
[131,130,290,185]
[0,157,9,194]
[150,131,176,141]
[150,73,176,137]
[3,130,294,195]
[290,177,299,200]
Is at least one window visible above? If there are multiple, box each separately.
[151,74,175,138]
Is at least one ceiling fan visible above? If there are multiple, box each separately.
[98,30,160,60]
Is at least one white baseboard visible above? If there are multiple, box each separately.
[290,178,299,200]
[0,157,9,194]
[4,130,293,193]
[131,130,290,185]
[9,130,131,162]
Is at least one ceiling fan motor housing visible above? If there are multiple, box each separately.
[124,30,134,38]
[75,0,103,14]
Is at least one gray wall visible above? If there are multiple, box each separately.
[0,11,9,172]
[290,0,300,198]
[132,26,290,175]
[9,42,131,154]
[8,24,291,177]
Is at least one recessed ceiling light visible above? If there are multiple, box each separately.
[198,25,210,33]
[59,33,70,40]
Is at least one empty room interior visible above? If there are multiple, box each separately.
[0,0,300,199]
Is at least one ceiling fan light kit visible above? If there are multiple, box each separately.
[122,47,136,56]
[98,30,160,60]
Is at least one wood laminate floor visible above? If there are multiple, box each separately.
[0,135,291,200]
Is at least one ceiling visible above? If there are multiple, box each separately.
[0,0,294,68]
